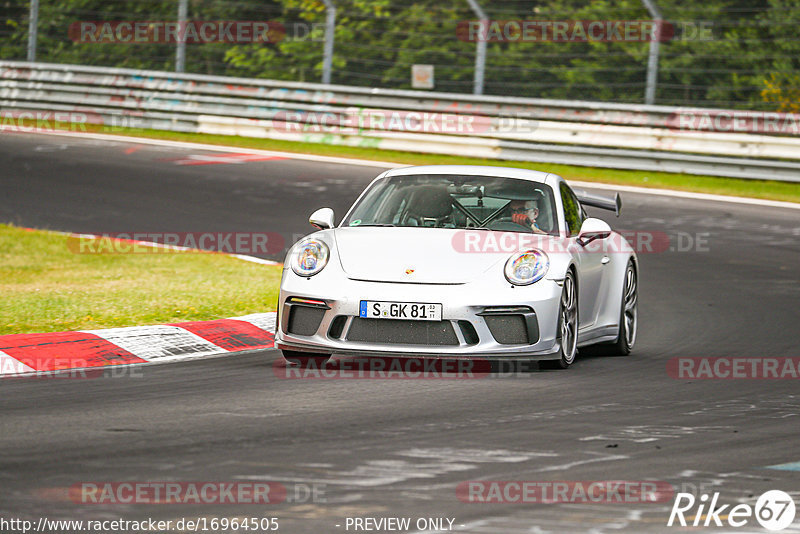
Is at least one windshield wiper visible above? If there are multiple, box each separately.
[354,223,397,227]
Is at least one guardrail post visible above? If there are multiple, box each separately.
[465,0,487,95]
[27,0,39,62]
[176,0,188,72]
[641,0,662,105]
[322,0,336,85]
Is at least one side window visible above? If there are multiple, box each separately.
[560,183,583,236]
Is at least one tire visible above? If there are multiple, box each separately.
[586,260,638,357]
[555,270,578,369]
[281,350,331,367]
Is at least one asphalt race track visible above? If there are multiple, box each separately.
[1,132,799,533]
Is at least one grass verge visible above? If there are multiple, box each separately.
[0,224,281,336]
[72,124,800,204]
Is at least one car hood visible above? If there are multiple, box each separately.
[333,227,512,284]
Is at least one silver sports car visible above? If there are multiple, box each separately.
[275,165,638,368]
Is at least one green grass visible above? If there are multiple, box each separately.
[0,224,281,335]
[78,124,800,204]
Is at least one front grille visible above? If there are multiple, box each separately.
[484,315,529,345]
[346,318,459,346]
[287,306,326,336]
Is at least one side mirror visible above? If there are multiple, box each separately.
[309,208,335,230]
[577,217,611,246]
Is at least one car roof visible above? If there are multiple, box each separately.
[384,165,554,183]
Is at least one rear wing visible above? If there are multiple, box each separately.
[573,189,622,217]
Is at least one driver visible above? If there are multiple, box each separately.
[509,199,545,234]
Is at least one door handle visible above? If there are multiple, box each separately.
[601,256,610,264]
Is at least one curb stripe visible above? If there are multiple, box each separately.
[0,313,278,378]
[84,325,224,362]
[231,313,277,333]
[0,331,145,372]
[173,319,275,352]
[0,350,36,375]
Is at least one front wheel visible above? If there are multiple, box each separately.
[555,270,578,369]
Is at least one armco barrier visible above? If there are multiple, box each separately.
[1,61,799,182]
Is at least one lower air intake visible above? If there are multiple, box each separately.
[287,306,326,336]
[484,315,530,345]
[347,318,459,346]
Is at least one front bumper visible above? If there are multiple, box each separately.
[275,267,563,361]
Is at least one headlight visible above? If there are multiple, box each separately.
[504,249,549,285]
[291,238,330,277]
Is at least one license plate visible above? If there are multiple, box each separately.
[359,301,442,321]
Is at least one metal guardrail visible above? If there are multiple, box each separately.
[2,61,799,182]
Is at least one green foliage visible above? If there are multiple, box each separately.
[225,0,394,82]
[0,0,29,59]
[762,72,800,112]
[3,0,800,108]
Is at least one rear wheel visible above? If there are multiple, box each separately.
[555,270,578,369]
[281,350,331,367]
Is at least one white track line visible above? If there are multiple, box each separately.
[5,128,404,169]
[8,128,799,210]
[570,180,800,211]
[57,229,279,266]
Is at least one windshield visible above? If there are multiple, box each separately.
[342,174,558,235]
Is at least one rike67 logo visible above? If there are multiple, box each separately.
[668,490,796,531]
